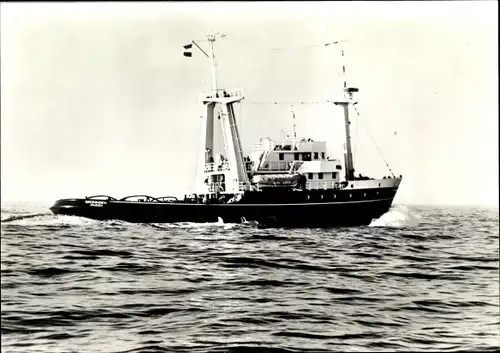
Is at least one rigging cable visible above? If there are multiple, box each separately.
[239,99,243,145]
[352,104,396,178]
[248,100,334,105]
[224,35,346,52]
[353,105,360,163]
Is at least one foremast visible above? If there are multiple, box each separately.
[334,46,358,181]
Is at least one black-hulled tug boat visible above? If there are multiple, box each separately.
[50,32,402,227]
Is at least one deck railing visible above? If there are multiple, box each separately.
[201,88,244,101]
[206,180,341,193]
[258,160,292,172]
[207,181,248,193]
[306,180,340,190]
[204,162,231,173]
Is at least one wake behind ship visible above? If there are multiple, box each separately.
[50,32,403,227]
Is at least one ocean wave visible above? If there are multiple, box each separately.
[369,204,421,228]
[1,205,498,353]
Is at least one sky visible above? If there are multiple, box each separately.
[1,1,498,207]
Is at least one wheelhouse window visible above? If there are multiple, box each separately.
[318,172,324,179]
[303,153,312,161]
[332,172,337,179]
[314,152,319,160]
[321,152,325,159]
[294,153,300,161]
[308,173,313,179]
[279,153,284,161]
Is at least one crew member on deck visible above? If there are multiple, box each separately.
[217,154,226,171]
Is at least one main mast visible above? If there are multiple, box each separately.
[207,33,218,93]
[191,32,250,194]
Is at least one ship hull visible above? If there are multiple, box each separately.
[50,186,398,227]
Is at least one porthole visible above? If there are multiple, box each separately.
[307,195,311,200]
[334,194,337,199]
[349,194,352,198]
[351,184,354,188]
[378,183,381,187]
[376,192,379,195]
[320,195,324,200]
[363,193,366,197]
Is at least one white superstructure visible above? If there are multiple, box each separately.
[249,137,342,189]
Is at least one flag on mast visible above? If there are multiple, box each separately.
[183,43,193,57]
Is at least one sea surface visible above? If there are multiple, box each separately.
[1,201,499,353]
